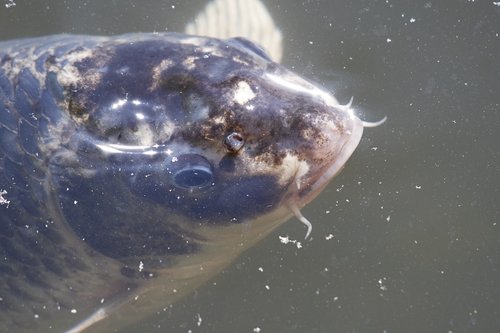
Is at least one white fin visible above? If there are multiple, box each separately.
[64,308,109,333]
[362,116,387,128]
[184,0,283,62]
[288,203,313,239]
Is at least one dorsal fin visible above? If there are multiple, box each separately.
[184,0,283,62]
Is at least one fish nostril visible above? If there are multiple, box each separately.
[223,132,245,153]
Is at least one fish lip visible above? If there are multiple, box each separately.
[298,115,364,207]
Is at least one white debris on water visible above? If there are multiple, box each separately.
[325,234,334,240]
[0,190,10,207]
[195,313,202,327]
[70,309,77,314]
[378,277,388,291]
[278,235,302,249]
[4,0,16,8]
[253,328,261,333]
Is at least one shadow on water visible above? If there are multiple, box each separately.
[1,0,499,332]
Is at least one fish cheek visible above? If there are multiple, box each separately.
[213,174,286,222]
[50,164,199,264]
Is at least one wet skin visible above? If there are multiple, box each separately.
[0,33,365,332]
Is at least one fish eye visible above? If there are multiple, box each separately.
[172,154,214,189]
[224,132,245,153]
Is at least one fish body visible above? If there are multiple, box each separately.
[0,1,380,332]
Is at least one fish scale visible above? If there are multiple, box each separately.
[0,35,134,332]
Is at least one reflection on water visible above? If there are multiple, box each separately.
[1,0,499,332]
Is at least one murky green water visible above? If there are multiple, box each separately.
[1,0,498,332]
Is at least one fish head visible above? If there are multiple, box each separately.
[50,34,364,264]
[136,36,365,223]
[56,35,364,235]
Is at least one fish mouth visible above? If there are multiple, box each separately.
[299,115,364,208]
[285,110,386,239]
[305,112,387,203]
[283,114,364,239]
